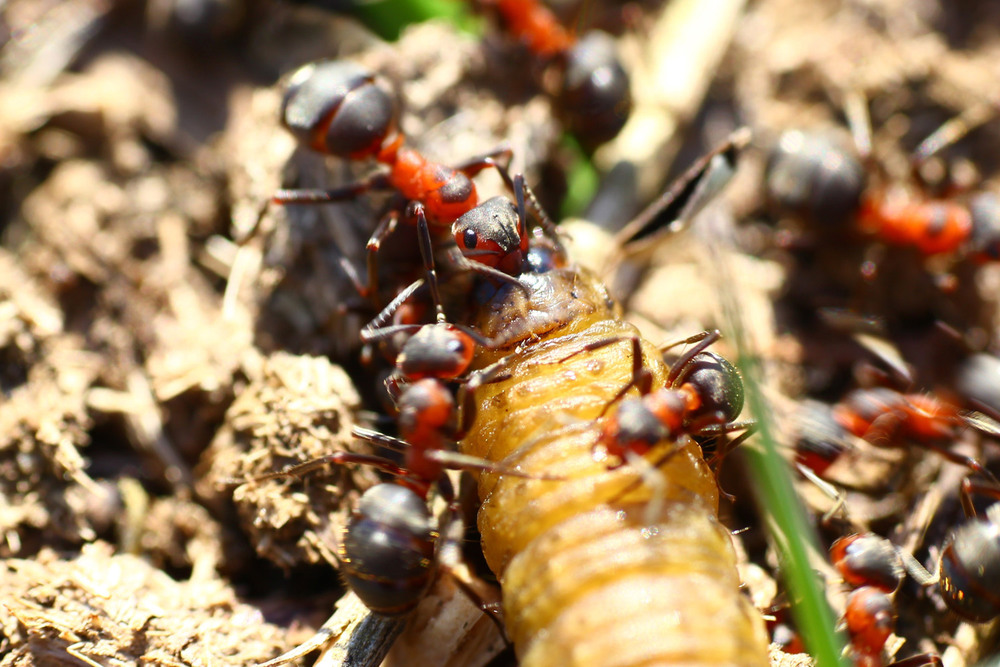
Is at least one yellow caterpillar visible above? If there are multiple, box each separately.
[460,265,769,666]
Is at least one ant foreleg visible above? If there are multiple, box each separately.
[452,145,514,183]
[556,335,653,414]
[436,502,508,637]
[272,171,392,206]
[663,329,722,386]
[227,451,408,486]
[410,201,447,323]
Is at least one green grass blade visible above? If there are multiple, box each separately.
[712,242,850,667]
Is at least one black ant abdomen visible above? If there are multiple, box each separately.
[281,60,397,160]
[765,129,866,228]
[674,351,745,426]
[338,483,437,616]
[938,503,1000,623]
[559,31,632,147]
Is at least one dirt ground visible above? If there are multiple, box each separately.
[2,0,1000,665]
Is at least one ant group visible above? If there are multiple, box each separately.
[473,0,632,146]
[765,101,1000,272]
[828,533,942,667]
[820,471,1000,667]
[236,161,567,636]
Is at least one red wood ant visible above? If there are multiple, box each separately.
[574,329,750,468]
[474,0,632,146]
[765,104,1000,265]
[793,387,995,480]
[937,475,1000,622]
[275,59,527,313]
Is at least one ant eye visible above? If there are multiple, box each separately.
[463,228,479,249]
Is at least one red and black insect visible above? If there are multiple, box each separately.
[793,387,994,479]
[475,0,632,146]
[765,113,1000,263]
[937,475,1000,623]
[276,59,524,311]
[577,329,750,469]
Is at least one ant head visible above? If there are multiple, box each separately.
[766,130,867,228]
[397,324,476,381]
[559,31,632,148]
[939,516,1000,622]
[340,483,436,615]
[281,60,397,160]
[675,352,745,425]
[453,196,526,274]
[968,192,1000,262]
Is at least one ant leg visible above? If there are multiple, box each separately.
[918,440,992,477]
[886,654,943,667]
[455,358,513,439]
[353,425,410,455]
[913,104,996,173]
[453,145,514,182]
[224,451,408,486]
[256,601,404,667]
[959,474,1000,519]
[556,336,652,413]
[843,90,873,161]
[858,410,904,448]
[272,171,391,205]
[355,421,563,481]
[361,280,426,339]
[449,249,530,294]
[613,129,749,250]
[408,202,447,323]
[364,209,402,305]
[702,421,756,468]
[436,503,508,636]
[664,329,722,386]
[795,463,851,527]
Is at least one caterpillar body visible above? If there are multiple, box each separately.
[459,265,769,666]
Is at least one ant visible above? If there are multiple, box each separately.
[472,0,632,146]
[586,329,750,469]
[765,101,1000,270]
[275,59,527,314]
[828,533,942,667]
[937,474,1000,623]
[793,386,997,481]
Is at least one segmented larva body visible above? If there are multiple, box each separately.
[460,266,769,666]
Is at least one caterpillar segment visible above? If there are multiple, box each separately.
[459,266,769,666]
